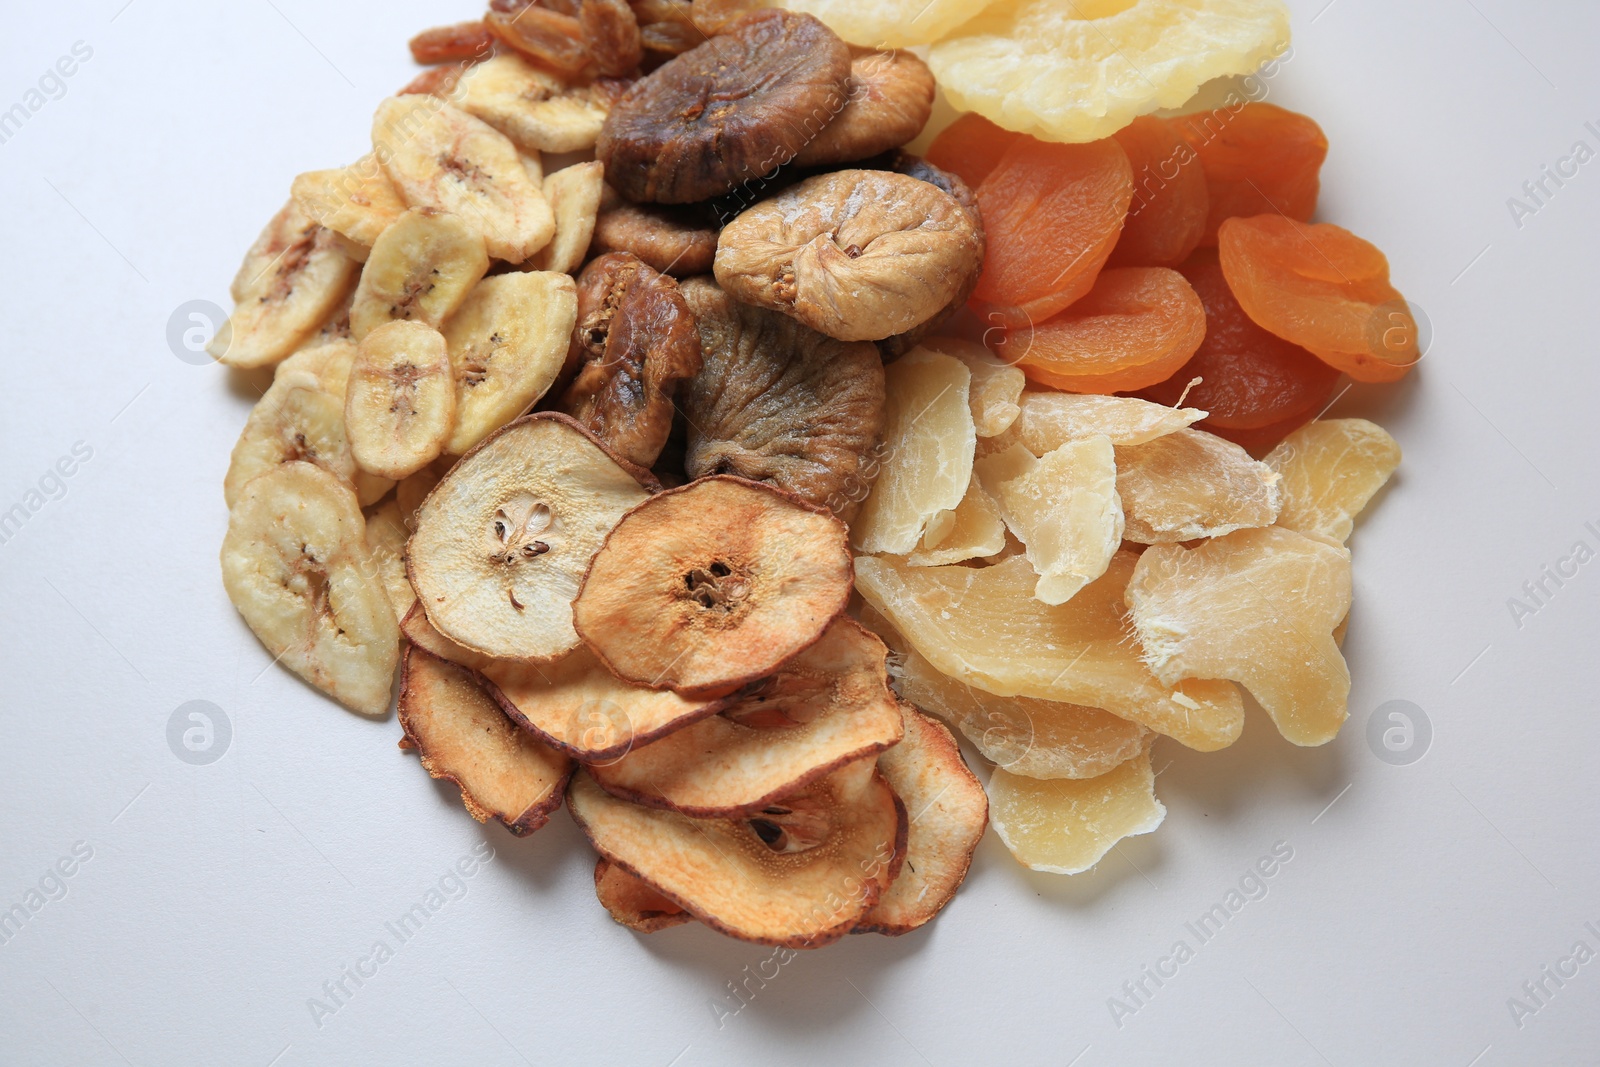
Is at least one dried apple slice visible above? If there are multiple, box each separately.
[223,369,356,509]
[407,413,652,661]
[221,462,400,715]
[567,764,905,948]
[852,347,975,555]
[1116,428,1281,544]
[975,438,1123,605]
[994,390,1207,452]
[398,647,572,835]
[918,337,1024,438]
[594,857,692,933]
[574,477,853,694]
[988,741,1165,875]
[588,619,903,815]
[345,320,455,481]
[907,474,1007,567]
[1126,527,1352,747]
[1263,419,1401,544]
[856,703,986,935]
[855,552,1243,751]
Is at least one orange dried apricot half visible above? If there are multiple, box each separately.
[1175,102,1327,245]
[1109,115,1209,269]
[925,112,1019,192]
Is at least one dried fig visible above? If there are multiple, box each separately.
[792,48,935,167]
[597,10,853,203]
[679,278,885,520]
[714,169,983,342]
[590,184,721,276]
[558,252,702,468]
[581,0,643,76]
[875,153,986,359]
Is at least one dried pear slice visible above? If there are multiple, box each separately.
[918,337,1024,439]
[443,272,578,456]
[346,321,455,480]
[588,619,903,815]
[856,703,986,934]
[210,201,359,369]
[594,857,692,933]
[1126,527,1352,747]
[907,474,1007,568]
[291,154,407,249]
[408,413,652,661]
[1117,428,1281,544]
[995,390,1208,452]
[988,741,1165,875]
[852,347,974,555]
[398,647,573,835]
[373,96,555,262]
[532,162,604,274]
[364,498,416,624]
[567,764,905,948]
[221,462,400,715]
[680,278,886,521]
[399,601,495,672]
[1263,418,1401,544]
[854,552,1243,751]
[350,209,490,341]
[223,370,357,509]
[455,53,610,154]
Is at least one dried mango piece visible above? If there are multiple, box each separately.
[855,552,1243,751]
[993,390,1206,453]
[1126,526,1352,746]
[852,348,975,556]
[988,741,1165,875]
[1263,419,1400,544]
[907,474,1007,568]
[975,439,1123,605]
[918,337,1024,438]
[1116,427,1281,543]
[930,0,1290,144]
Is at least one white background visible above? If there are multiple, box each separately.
[2,1,1597,1064]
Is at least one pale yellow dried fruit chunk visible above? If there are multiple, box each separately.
[779,0,1010,47]
[932,0,1290,143]
[221,462,400,715]
[854,551,1243,751]
[532,162,604,274]
[919,337,1024,438]
[1126,526,1352,747]
[345,320,456,480]
[373,96,555,262]
[223,370,356,509]
[396,457,453,529]
[273,339,357,397]
[363,498,416,624]
[852,348,974,555]
[454,53,610,154]
[1116,427,1281,544]
[975,438,1123,605]
[907,474,1006,567]
[1263,418,1401,544]
[988,742,1165,875]
[291,154,407,249]
[350,209,489,341]
[995,390,1206,452]
[443,271,578,455]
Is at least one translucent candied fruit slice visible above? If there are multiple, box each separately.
[929,0,1290,144]
[988,741,1165,875]
[995,267,1206,393]
[1219,215,1420,383]
[1263,418,1400,543]
[1109,115,1209,268]
[1116,427,1281,543]
[1126,526,1351,746]
[991,390,1206,452]
[918,337,1025,438]
[780,0,1011,48]
[908,474,1008,567]
[852,348,975,555]
[974,439,1123,605]
[854,552,1243,751]
[1174,103,1326,245]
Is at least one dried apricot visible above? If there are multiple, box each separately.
[973,136,1132,328]
[1175,103,1326,245]
[1220,215,1420,383]
[1262,418,1400,544]
[988,742,1164,875]
[1108,115,1209,269]
[924,112,1017,192]
[995,267,1206,394]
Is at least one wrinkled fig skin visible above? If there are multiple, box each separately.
[559,253,703,468]
[680,278,885,522]
[591,185,721,276]
[876,153,987,359]
[792,48,936,168]
[596,10,853,203]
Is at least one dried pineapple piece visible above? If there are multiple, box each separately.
[291,154,407,250]
[779,0,1010,47]
[1116,427,1281,544]
[852,348,975,555]
[223,370,356,509]
[531,162,604,274]
[930,0,1291,143]
[907,474,1007,567]
[1126,526,1352,747]
[993,390,1206,453]
[855,552,1242,750]
[975,438,1123,605]
[919,337,1025,438]
[988,741,1164,875]
[345,321,455,480]
[1263,419,1400,544]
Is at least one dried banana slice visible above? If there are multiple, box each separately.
[363,497,416,623]
[349,209,489,341]
[272,339,356,393]
[531,162,604,274]
[454,53,611,154]
[372,96,555,262]
[291,154,407,249]
[210,201,359,369]
[443,272,578,456]
[220,462,400,715]
[345,321,455,480]
[223,369,356,509]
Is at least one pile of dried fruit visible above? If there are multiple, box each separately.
[213,0,1415,943]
